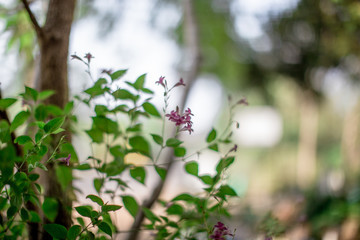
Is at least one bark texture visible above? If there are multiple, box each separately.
[22,0,76,239]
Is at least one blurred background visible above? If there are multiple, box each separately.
[1,0,360,239]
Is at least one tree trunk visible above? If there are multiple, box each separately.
[341,101,360,179]
[38,1,76,239]
[296,90,319,188]
[22,0,76,239]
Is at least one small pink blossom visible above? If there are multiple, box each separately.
[210,222,234,240]
[84,53,94,63]
[57,154,71,166]
[237,97,248,106]
[229,144,238,153]
[156,76,166,87]
[166,107,194,134]
[174,78,186,87]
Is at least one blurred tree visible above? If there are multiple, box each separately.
[250,0,360,186]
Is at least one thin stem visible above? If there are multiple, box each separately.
[46,135,66,163]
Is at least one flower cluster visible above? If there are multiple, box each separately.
[166,106,194,134]
[210,222,234,240]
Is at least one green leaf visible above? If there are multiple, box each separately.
[216,157,235,174]
[44,117,65,134]
[67,225,81,240]
[42,197,58,222]
[92,116,118,134]
[166,204,183,216]
[98,221,112,237]
[109,178,129,189]
[94,105,108,116]
[86,128,103,143]
[29,211,41,223]
[122,195,139,218]
[174,147,186,157]
[86,195,104,206]
[112,89,136,101]
[172,193,195,202]
[52,128,65,134]
[0,120,10,142]
[24,86,38,101]
[56,165,73,190]
[14,135,33,145]
[155,166,167,180]
[151,134,163,145]
[218,185,237,196]
[84,84,109,98]
[206,128,217,143]
[143,207,160,223]
[37,144,47,157]
[185,161,198,176]
[34,104,47,120]
[0,98,17,110]
[142,102,161,118]
[64,101,74,114]
[38,90,55,100]
[43,224,67,239]
[110,69,127,81]
[95,78,108,86]
[208,143,219,152]
[76,163,92,170]
[109,145,124,158]
[77,217,85,227]
[94,178,104,193]
[28,173,40,181]
[102,204,122,212]
[75,206,92,218]
[0,197,6,211]
[129,136,151,156]
[20,208,29,221]
[141,88,154,94]
[166,138,183,147]
[130,167,146,184]
[133,74,146,90]
[200,175,213,185]
[10,111,30,132]
[126,123,142,132]
[7,206,17,218]
[46,105,64,116]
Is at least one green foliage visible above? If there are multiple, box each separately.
[44,224,68,239]
[0,62,239,240]
[122,195,139,218]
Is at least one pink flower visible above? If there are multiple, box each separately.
[57,154,71,166]
[210,222,234,240]
[174,78,186,87]
[84,53,94,63]
[166,107,194,134]
[237,97,248,106]
[156,76,166,87]
[229,144,238,153]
